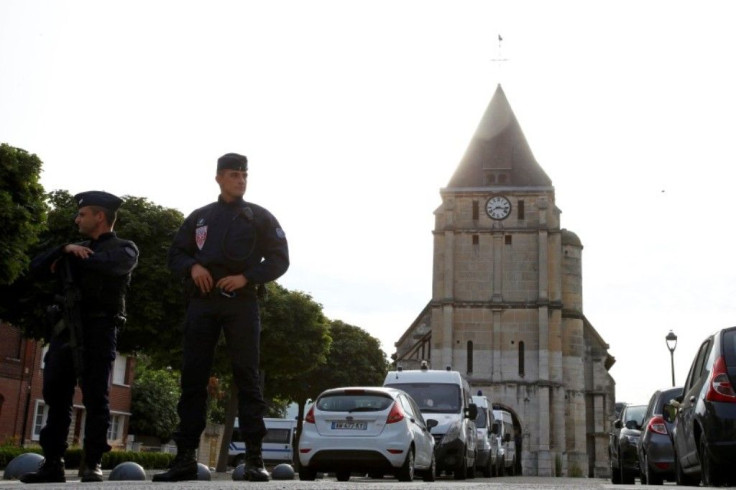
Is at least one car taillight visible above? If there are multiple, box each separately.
[705,356,736,403]
[647,415,668,435]
[305,405,315,424]
[386,401,405,424]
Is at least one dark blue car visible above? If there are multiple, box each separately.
[636,386,682,485]
[664,326,736,486]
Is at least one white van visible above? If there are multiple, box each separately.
[229,417,297,467]
[383,363,478,479]
[472,394,502,477]
[492,409,517,475]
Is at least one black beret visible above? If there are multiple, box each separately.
[74,191,123,211]
[217,153,248,172]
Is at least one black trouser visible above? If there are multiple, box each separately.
[174,295,266,449]
[40,317,117,460]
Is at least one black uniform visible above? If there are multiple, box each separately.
[168,195,289,449]
[30,232,138,461]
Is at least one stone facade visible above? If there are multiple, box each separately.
[393,85,615,477]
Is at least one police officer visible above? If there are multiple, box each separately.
[21,191,139,484]
[154,153,289,482]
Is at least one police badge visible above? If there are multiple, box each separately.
[195,226,207,250]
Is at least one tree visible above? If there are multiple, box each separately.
[311,320,389,390]
[129,361,181,443]
[0,143,47,285]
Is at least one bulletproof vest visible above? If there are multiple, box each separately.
[75,237,132,316]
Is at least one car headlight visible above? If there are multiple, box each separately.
[441,421,462,444]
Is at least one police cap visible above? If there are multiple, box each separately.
[74,191,123,211]
[217,153,248,172]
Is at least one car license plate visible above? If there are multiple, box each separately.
[331,421,367,430]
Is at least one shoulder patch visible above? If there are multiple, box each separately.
[275,228,286,239]
[124,246,138,258]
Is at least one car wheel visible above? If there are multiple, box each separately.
[396,448,415,482]
[509,455,517,476]
[644,453,663,485]
[467,451,476,479]
[335,470,351,482]
[482,456,492,478]
[453,449,468,480]
[639,453,647,485]
[421,452,436,482]
[298,466,316,481]
[699,437,724,487]
[611,451,621,484]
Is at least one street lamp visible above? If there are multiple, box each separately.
[666,330,678,387]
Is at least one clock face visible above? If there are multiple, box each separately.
[486,196,511,220]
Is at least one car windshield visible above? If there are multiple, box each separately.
[316,393,393,412]
[624,405,647,426]
[475,408,487,428]
[384,383,460,413]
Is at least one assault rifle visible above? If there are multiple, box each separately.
[55,257,85,382]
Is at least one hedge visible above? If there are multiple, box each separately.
[0,447,174,470]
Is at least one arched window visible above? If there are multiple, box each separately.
[518,341,525,377]
[467,341,474,374]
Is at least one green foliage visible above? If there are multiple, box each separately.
[0,144,47,285]
[260,283,332,405]
[129,362,180,443]
[312,320,389,390]
[0,446,173,470]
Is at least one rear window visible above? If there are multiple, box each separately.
[263,428,291,444]
[384,383,461,413]
[722,328,736,366]
[624,405,647,425]
[316,393,393,412]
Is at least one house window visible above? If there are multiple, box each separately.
[467,341,473,374]
[472,235,479,245]
[32,401,48,441]
[472,201,479,220]
[108,414,123,442]
[112,355,127,386]
[505,235,512,245]
[518,200,525,220]
[519,341,525,377]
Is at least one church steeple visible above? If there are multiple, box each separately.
[447,84,552,188]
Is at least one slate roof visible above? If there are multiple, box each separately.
[447,84,552,188]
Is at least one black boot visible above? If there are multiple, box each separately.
[244,441,270,482]
[19,457,66,484]
[152,448,198,482]
[80,456,103,483]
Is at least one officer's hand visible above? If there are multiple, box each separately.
[216,274,247,293]
[63,244,94,259]
[191,264,214,293]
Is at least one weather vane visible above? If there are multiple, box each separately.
[491,34,509,79]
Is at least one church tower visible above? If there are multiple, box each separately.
[394,84,615,477]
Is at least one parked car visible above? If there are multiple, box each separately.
[663,326,736,487]
[609,403,646,484]
[493,409,517,475]
[472,394,502,477]
[636,386,682,485]
[383,364,478,479]
[297,386,437,482]
[229,417,296,467]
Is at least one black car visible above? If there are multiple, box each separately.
[664,326,736,487]
[636,386,682,485]
[609,403,646,484]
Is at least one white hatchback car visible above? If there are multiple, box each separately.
[298,386,438,482]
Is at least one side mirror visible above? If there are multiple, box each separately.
[625,420,639,430]
[662,402,679,423]
[491,423,499,435]
[613,419,622,429]
[466,403,478,420]
[426,419,439,430]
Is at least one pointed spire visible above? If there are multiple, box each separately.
[447,84,552,188]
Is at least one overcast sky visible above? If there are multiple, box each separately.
[2,0,736,405]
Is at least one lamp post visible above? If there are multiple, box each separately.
[666,330,678,387]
